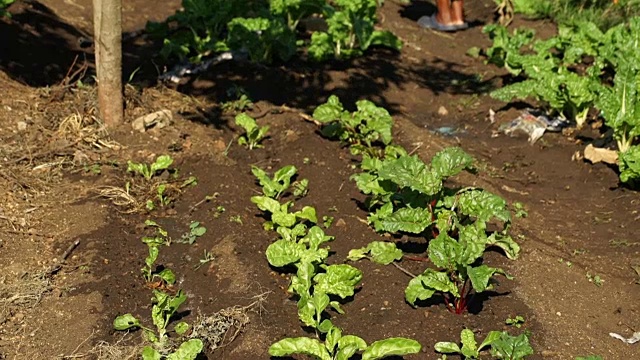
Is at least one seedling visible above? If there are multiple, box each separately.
[270,325,421,360]
[251,165,301,199]
[141,220,174,285]
[229,215,243,224]
[177,221,207,245]
[293,179,309,197]
[506,315,525,328]
[586,273,604,287]
[252,196,317,231]
[236,113,269,150]
[194,250,214,270]
[127,155,174,181]
[322,215,334,229]
[435,329,533,359]
[513,202,528,218]
[214,205,226,218]
[313,95,393,156]
[221,85,253,113]
[114,290,203,359]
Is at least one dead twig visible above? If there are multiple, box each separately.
[393,262,417,278]
[46,239,81,276]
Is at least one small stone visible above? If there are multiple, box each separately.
[13,312,24,321]
[383,301,389,306]
[437,106,449,116]
[335,219,346,227]
[17,121,27,131]
[556,311,561,316]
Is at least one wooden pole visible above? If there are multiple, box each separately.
[93,0,123,126]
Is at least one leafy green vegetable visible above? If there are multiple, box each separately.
[435,329,502,359]
[176,221,207,244]
[270,0,325,31]
[127,155,174,181]
[490,332,534,359]
[227,17,297,63]
[252,195,317,229]
[313,95,394,155]
[0,0,13,18]
[236,113,270,149]
[348,241,403,265]
[619,145,640,185]
[252,165,300,199]
[269,326,420,360]
[308,0,402,61]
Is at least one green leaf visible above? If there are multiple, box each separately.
[266,239,305,267]
[269,337,331,360]
[191,226,206,237]
[325,326,343,353]
[361,338,421,360]
[347,247,368,261]
[127,161,150,179]
[457,189,511,224]
[487,233,521,260]
[290,261,315,296]
[366,241,403,265]
[166,339,203,360]
[434,341,461,354]
[157,268,176,285]
[619,146,640,184]
[304,226,334,250]
[336,335,368,360]
[460,328,479,358]
[378,155,443,195]
[150,155,173,174]
[113,314,141,331]
[405,274,436,305]
[428,233,462,268]
[174,321,189,335]
[430,147,475,179]
[142,346,161,360]
[467,265,510,293]
[479,331,503,350]
[236,112,257,133]
[251,196,281,213]
[314,264,363,298]
[313,95,344,122]
[490,332,534,359]
[296,206,318,223]
[376,207,433,234]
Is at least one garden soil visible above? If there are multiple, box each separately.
[0,0,639,359]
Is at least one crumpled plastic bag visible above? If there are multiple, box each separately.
[496,109,569,144]
[609,331,640,344]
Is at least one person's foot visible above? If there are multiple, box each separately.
[417,14,468,32]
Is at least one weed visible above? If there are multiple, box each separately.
[176,222,207,245]
[194,250,214,270]
[506,315,526,328]
[513,202,528,218]
[586,273,604,287]
[229,215,243,224]
[236,113,269,150]
[127,155,174,181]
[221,85,253,113]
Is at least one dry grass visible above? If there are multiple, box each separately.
[0,272,51,323]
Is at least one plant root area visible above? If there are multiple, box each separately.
[0,0,638,359]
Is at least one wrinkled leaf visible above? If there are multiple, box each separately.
[266,239,305,267]
[361,338,421,360]
[269,337,331,360]
[314,264,363,298]
[113,314,140,331]
[166,339,203,360]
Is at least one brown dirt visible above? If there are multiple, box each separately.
[0,0,639,359]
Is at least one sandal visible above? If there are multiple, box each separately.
[417,14,468,32]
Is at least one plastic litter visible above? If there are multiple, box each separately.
[496,109,569,144]
[609,331,640,344]
[159,51,247,83]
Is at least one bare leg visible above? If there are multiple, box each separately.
[436,0,453,25]
[451,0,465,24]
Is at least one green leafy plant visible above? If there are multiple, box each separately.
[114,290,203,359]
[251,165,300,199]
[270,325,421,360]
[307,0,402,61]
[293,178,310,197]
[227,17,297,63]
[177,221,207,244]
[313,95,393,155]
[194,249,214,270]
[575,356,603,360]
[236,113,270,150]
[141,220,174,285]
[0,0,13,17]
[270,0,326,31]
[348,241,403,265]
[351,147,519,314]
[619,145,640,185]
[128,155,174,181]
[221,85,253,113]
[506,315,526,328]
[252,195,317,230]
[435,329,533,359]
